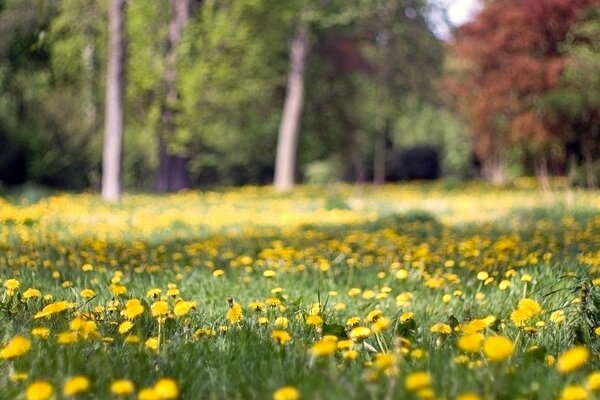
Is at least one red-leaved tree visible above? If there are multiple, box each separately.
[446,0,600,183]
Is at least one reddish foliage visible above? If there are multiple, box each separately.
[447,0,600,162]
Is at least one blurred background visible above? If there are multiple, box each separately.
[0,0,598,196]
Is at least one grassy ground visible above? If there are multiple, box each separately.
[1,181,600,399]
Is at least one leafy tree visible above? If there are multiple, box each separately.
[447,0,599,184]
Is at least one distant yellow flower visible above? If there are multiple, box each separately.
[372,317,390,333]
[174,300,195,317]
[337,340,354,350]
[373,353,395,373]
[146,288,162,298]
[32,327,50,339]
[122,299,145,320]
[57,331,79,345]
[80,289,96,298]
[430,323,452,334]
[227,302,244,324]
[272,330,292,345]
[111,379,135,396]
[550,310,565,324]
[4,278,20,295]
[26,381,53,400]
[483,336,513,362]
[557,346,589,374]
[342,350,359,360]
[347,288,362,297]
[349,326,371,341]
[119,321,134,334]
[405,371,431,391]
[34,300,73,318]
[457,393,481,400]
[309,339,337,357]
[10,371,28,382]
[273,386,300,400]
[63,376,90,396]
[498,280,510,290]
[153,378,179,399]
[587,372,600,391]
[151,301,169,318]
[559,385,588,400]
[110,284,127,296]
[0,335,31,359]
[81,263,93,272]
[138,387,159,400]
[23,288,42,299]
[145,337,159,351]
[458,334,484,353]
[306,315,323,327]
[476,271,489,281]
[400,312,413,322]
[366,310,383,323]
[249,301,265,312]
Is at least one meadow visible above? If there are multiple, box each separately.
[2,181,600,400]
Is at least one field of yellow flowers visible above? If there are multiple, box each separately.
[2,182,600,400]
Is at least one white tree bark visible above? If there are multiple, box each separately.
[102,0,126,202]
[274,21,309,192]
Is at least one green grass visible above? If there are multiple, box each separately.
[1,184,600,399]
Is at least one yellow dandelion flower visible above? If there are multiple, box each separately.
[111,380,135,396]
[557,346,589,374]
[23,288,42,299]
[153,378,179,399]
[457,393,481,400]
[34,300,73,319]
[0,335,31,359]
[275,317,288,329]
[349,326,371,341]
[559,385,588,400]
[145,337,159,351]
[430,323,452,334]
[337,340,354,350]
[305,315,323,327]
[4,278,20,295]
[458,334,484,353]
[32,327,50,339]
[80,289,96,298]
[343,350,359,361]
[151,301,169,318]
[119,321,134,334]
[26,381,53,400]
[550,310,565,324]
[57,331,79,345]
[366,310,382,323]
[400,312,413,322]
[483,336,514,362]
[122,299,145,320]
[138,387,158,400]
[273,386,300,400]
[271,330,292,345]
[587,372,600,391]
[10,371,28,382]
[173,300,195,317]
[146,288,162,298]
[498,280,511,290]
[63,375,90,396]
[109,284,127,296]
[372,317,390,333]
[405,371,431,391]
[227,301,244,324]
[373,353,395,373]
[309,339,337,357]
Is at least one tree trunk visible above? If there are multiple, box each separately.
[102,0,126,202]
[274,20,309,192]
[481,154,506,185]
[155,0,191,192]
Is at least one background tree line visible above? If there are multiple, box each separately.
[0,0,599,197]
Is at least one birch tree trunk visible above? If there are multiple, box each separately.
[102,0,126,202]
[155,0,192,192]
[274,20,309,192]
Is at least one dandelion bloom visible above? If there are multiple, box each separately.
[271,330,292,345]
[151,301,170,318]
[63,376,90,396]
[26,381,53,400]
[430,323,452,334]
[80,289,96,298]
[227,303,244,324]
[34,300,73,318]
[305,315,323,327]
[23,288,42,299]
[349,326,371,341]
[154,378,179,399]
[122,299,145,320]
[273,386,300,400]
[0,336,31,359]
[457,393,481,400]
[4,278,20,295]
[588,372,600,391]
[483,336,514,362]
[119,321,134,334]
[309,340,337,357]
[373,353,395,372]
[145,337,159,351]
[559,385,588,400]
[557,346,590,374]
[111,380,135,396]
[173,300,195,317]
[405,371,431,391]
[458,334,484,353]
[32,327,50,339]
